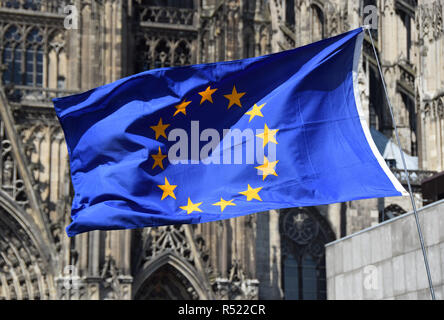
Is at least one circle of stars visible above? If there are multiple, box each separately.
[149,82,279,214]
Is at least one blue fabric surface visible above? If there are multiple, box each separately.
[53,27,403,237]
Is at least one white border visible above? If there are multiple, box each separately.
[352,31,408,196]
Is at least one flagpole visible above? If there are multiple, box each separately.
[363,25,436,300]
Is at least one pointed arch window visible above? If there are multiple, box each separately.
[154,39,171,69]
[25,27,43,87]
[2,26,23,85]
[174,40,191,66]
[280,207,335,300]
[1,26,43,87]
[135,264,198,300]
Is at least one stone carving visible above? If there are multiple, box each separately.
[422,95,444,119]
[280,207,335,263]
[139,5,195,26]
[214,260,259,300]
[0,206,53,300]
[0,120,29,208]
[138,225,194,268]
[419,1,444,41]
[282,210,319,245]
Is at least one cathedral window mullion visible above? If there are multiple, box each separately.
[32,46,37,86]
[43,46,48,89]
[20,38,26,85]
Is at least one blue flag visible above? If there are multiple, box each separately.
[53,27,407,237]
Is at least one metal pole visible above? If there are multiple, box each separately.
[364,26,436,300]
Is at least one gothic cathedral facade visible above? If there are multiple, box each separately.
[0,0,442,300]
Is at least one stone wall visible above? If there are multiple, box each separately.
[326,199,444,300]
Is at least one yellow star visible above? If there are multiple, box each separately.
[255,156,279,180]
[173,99,192,116]
[198,86,218,104]
[256,124,279,147]
[151,146,167,170]
[180,198,203,214]
[224,85,246,109]
[245,103,265,122]
[239,184,263,202]
[150,118,170,140]
[157,177,177,200]
[212,198,236,212]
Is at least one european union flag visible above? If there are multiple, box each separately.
[53,27,407,237]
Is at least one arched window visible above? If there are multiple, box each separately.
[2,0,41,11]
[1,26,43,87]
[310,4,324,42]
[134,264,199,300]
[174,40,191,66]
[154,39,171,69]
[25,27,43,87]
[285,0,295,27]
[280,207,335,300]
[2,26,23,85]
[136,37,193,72]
